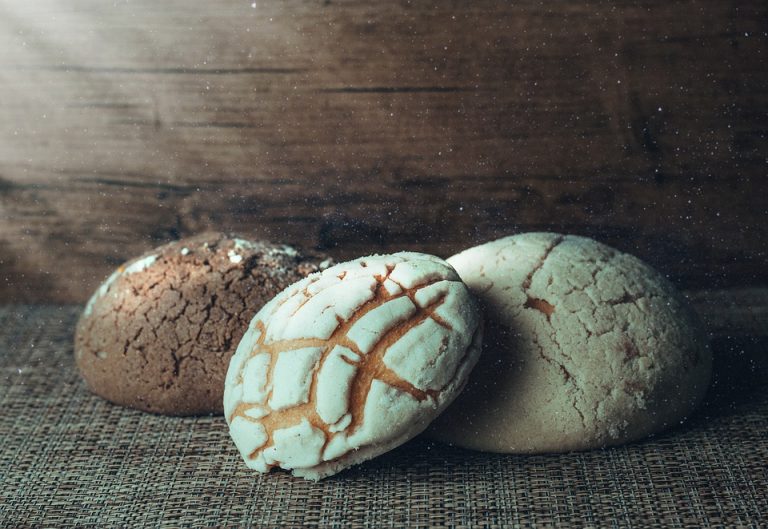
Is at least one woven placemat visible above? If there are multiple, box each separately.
[1,296,766,528]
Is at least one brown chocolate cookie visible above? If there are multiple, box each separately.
[75,233,333,416]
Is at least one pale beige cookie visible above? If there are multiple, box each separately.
[75,233,332,416]
[224,252,483,480]
[428,233,712,453]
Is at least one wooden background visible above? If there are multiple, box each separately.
[0,0,766,303]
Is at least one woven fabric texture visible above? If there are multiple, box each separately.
[1,301,766,528]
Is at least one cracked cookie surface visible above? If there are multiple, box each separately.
[75,232,333,416]
[224,252,483,480]
[428,232,712,453]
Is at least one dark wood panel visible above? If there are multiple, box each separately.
[0,0,766,302]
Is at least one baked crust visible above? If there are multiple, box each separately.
[75,232,332,416]
[429,232,712,453]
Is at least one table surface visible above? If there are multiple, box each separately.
[1,290,766,528]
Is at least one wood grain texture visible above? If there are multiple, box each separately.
[0,0,766,303]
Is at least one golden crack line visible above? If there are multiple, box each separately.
[236,272,397,461]
[345,293,448,436]
[522,235,564,291]
[235,266,453,464]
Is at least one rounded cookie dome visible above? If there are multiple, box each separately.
[75,232,332,416]
[224,252,483,480]
[428,232,712,453]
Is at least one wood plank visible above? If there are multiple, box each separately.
[0,0,766,302]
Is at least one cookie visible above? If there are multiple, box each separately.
[428,233,712,453]
[224,252,483,480]
[75,233,332,416]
